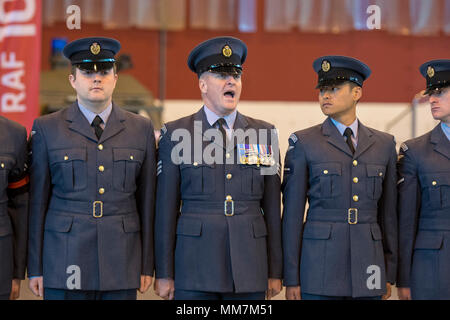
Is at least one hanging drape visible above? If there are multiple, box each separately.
[42,0,450,35]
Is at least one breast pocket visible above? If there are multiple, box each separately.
[366,164,386,200]
[113,148,144,193]
[311,162,342,198]
[419,172,450,209]
[0,155,15,188]
[49,148,87,192]
[180,162,215,195]
[240,165,264,196]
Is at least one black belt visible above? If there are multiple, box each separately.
[181,200,261,217]
[48,197,137,218]
[307,208,378,224]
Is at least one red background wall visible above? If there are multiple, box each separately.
[41,15,450,103]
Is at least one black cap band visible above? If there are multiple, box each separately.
[317,67,365,88]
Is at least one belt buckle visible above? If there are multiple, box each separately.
[224,199,234,217]
[93,201,103,218]
[348,208,358,225]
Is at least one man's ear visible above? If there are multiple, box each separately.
[68,74,76,89]
[199,76,208,94]
[353,86,362,102]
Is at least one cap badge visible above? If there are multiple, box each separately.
[427,66,435,78]
[322,60,331,72]
[222,45,233,58]
[90,42,101,55]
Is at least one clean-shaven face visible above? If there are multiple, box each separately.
[318,82,361,118]
[199,72,242,116]
[69,67,118,107]
[429,86,450,124]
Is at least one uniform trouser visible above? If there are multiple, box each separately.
[44,288,137,300]
[175,290,266,300]
[301,293,382,300]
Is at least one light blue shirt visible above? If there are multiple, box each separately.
[203,105,237,140]
[330,117,359,147]
[78,102,113,129]
[441,122,450,141]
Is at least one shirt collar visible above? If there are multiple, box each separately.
[330,117,359,139]
[441,122,450,141]
[78,102,113,125]
[203,105,237,129]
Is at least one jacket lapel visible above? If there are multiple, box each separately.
[66,102,98,142]
[98,103,126,144]
[322,117,354,158]
[431,124,450,160]
[353,120,375,159]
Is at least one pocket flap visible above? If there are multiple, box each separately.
[366,164,386,178]
[303,222,332,240]
[0,155,15,171]
[180,162,215,170]
[414,233,444,250]
[49,148,86,165]
[113,148,144,163]
[0,216,12,237]
[370,224,383,240]
[252,218,268,238]
[123,215,141,233]
[44,215,73,233]
[176,217,202,236]
[311,162,342,177]
[420,173,450,187]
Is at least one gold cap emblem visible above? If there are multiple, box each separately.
[222,45,233,58]
[427,66,435,78]
[322,60,331,72]
[90,42,101,55]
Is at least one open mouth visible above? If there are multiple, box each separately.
[224,90,235,98]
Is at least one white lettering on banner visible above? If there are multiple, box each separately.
[0,0,36,41]
[1,52,25,112]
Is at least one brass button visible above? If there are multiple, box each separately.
[64,155,69,161]
[323,170,329,175]
[226,195,232,201]
[379,172,383,177]
[130,155,134,160]
[193,162,198,166]
[432,181,437,186]
[353,160,358,167]
[98,144,104,151]
[226,153,231,159]
[0,163,4,168]
[353,195,359,202]
[99,165,105,172]
[353,177,359,184]
[226,174,232,180]
[99,188,105,195]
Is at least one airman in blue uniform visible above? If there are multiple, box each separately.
[0,117,29,300]
[282,56,398,300]
[397,60,450,300]
[154,37,282,300]
[27,37,156,300]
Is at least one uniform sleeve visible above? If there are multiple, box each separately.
[396,143,421,288]
[136,120,157,276]
[154,127,181,279]
[260,126,282,279]
[281,134,309,287]
[27,120,52,277]
[376,137,398,284]
[7,125,29,279]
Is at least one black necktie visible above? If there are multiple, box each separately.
[214,118,228,148]
[343,127,355,154]
[92,115,104,140]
